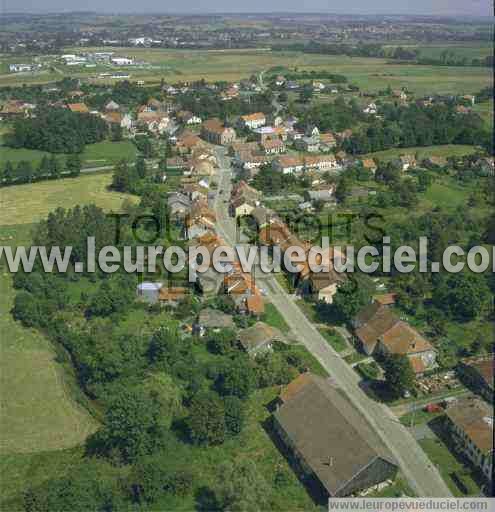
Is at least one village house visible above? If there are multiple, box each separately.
[104,100,120,112]
[305,154,340,172]
[102,111,122,127]
[261,138,286,155]
[233,151,269,175]
[176,133,204,154]
[245,294,265,317]
[363,103,377,115]
[272,156,305,174]
[158,286,187,306]
[229,141,260,158]
[295,136,320,153]
[477,157,495,177]
[239,112,266,130]
[193,308,235,336]
[238,322,283,356]
[230,181,262,217]
[307,186,336,204]
[352,303,436,376]
[397,154,417,171]
[67,102,89,114]
[423,156,448,169]
[0,100,35,119]
[253,126,287,142]
[444,398,493,484]
[176,110,202,125]
[201,118,236,146]
[273,373,398,497]
[457,356,494,403]
[136,282,163,303]
[319,132,337,151]
[361,158,378,174]
[167,192,192,217]
[392,90,408,101]
[305,270,345,304]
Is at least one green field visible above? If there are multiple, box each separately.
[363,144,479,162]
[0,172,138,225]
[0,140,138,168]
[81,140,138,167]
[0,224,98,456]
[1,48,492,95]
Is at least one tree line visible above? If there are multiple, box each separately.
[1,154,81,186]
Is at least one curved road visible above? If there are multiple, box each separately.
[212,147,451,498]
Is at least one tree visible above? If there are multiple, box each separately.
[110,123,123,142]
[135,156,147,179]
[111,159,138,192]
[206,328,236,355]
[86,387,167,463]
[24,459,124,512]
[187,391,226,446]
[213,460,270,512]
[37,155,51,179]
[215,358,257,399]
[16,160,34,183]
[298,84,313,103]
[86,276,134,318]
[49,155,61,179]
[332,277,372,324]
[432,272,491,321]
[223,396,245,437]
[334,178,350,204]
[129,452,194,504]
[383,354,415,398]
[2,161,14,185]
[66,153,82,177]
[417,172,433,192]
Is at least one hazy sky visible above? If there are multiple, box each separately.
[3,0,493,16]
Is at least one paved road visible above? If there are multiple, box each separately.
[212,148,452,498]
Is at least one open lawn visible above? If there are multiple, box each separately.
[263,302,291,334]
[0,140,137,168]
[0,224,99,457]
[81,140,138,167]
[418,436,482,497]
[1,48,491,95]
[363,144,479,162]
[0,172,138,225]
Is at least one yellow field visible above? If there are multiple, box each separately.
[0,172,138,225]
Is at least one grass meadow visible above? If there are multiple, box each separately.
[0,140,138,168]
[0,172,138,225]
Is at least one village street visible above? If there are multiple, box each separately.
[211,147,452,498]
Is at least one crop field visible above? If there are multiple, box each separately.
[0,224,99,456]
[0,172,138,225]
[1,48,491,95]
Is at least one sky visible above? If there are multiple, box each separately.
[2,0,493,16]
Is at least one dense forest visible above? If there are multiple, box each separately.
[342,104,491,154]
[7,107,108,153]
